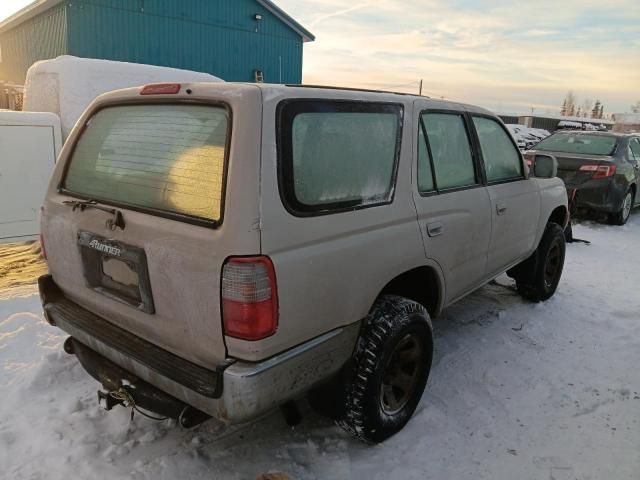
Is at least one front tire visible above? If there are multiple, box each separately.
[337,295,433,443]
[608,189,633,226]
[514,223,566,302]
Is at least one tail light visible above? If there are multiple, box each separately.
[524,153,535,168]
[221,256,278,340]
[579,164,616,179]
[39,233,47,261]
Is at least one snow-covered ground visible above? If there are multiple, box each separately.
[1,217,639,479]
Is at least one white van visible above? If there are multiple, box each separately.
[0,111,62,243]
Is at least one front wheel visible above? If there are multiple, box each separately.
[514,223,566,302]
[337,295,433,443]
[608,190,633,226]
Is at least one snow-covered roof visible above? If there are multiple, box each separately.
[520,113,614,125]
[0,0,314,41]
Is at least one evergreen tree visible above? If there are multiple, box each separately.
[562,91,577,117]
[560,99,567,116]
[599,104,604,119]
[592,100,601,119]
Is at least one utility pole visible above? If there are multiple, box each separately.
[419,79,423,96]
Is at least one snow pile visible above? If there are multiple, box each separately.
[2,216,640,478]
[23,56,223,139]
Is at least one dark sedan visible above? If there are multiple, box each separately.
[526,132,640,225]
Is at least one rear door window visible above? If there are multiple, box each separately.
[417,121,435,193]
[472,116,523,183]
[421,112,478,190]
[63,104,229,224]
[278,101,402,214]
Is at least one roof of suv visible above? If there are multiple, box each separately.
[85,81,497,118]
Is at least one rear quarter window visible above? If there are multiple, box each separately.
[63,103,229,224]
[278,100,403,215]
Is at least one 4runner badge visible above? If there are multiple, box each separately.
[88,239,121,257]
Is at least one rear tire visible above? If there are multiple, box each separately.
[337,295,433,444]
[608,189,633,226]
[513,223,566,302]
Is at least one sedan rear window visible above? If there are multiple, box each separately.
[63,104,229,223]
[535,133,617,156]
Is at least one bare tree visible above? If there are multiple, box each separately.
[582,99,593,118]
[631,101,640,113]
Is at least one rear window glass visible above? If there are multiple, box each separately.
[278,101,402,214]
[64,104,229,223]
[535,133,617,156]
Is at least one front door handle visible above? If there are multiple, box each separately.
[496,204,507,215]
[427,221,443,237]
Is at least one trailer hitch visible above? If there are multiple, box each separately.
[97,390,125,411]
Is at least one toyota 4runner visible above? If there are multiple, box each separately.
[38,83,568,443]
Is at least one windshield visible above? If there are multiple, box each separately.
[64,104,229,223]
[535,133,617,156]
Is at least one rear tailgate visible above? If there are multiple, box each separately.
[41,84,262,369]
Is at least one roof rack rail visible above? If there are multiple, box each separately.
[284,84,429,98]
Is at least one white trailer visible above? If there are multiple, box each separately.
[1,56,223,244]
[23,56,222,139]
[0,111,62,243]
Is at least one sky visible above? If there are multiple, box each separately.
[1,0,638,115]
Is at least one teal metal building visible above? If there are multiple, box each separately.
[0,0,314,84]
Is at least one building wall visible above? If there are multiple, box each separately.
[0,3,67,83]
[66,0,304,83]
[613,124,640,133]
[498,115,519,125]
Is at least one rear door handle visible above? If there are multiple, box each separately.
[496,204,507,215]
[427,221,443,237]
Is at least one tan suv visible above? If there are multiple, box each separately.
[38,83,568,443]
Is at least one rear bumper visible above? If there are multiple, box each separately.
[566,178,621,213]
[39,275,359,423]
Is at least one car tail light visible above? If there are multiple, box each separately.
[39,233,47,261]
[221,256,278,341]
[579,164,616,179]
[523,153,535,167]
[140,83,181,95]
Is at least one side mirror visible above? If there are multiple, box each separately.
[533,154,558,178]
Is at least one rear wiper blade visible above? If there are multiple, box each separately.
[63,199,126,231]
